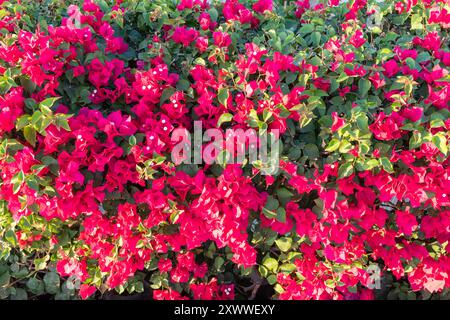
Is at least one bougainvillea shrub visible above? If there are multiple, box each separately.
[0,0,449,300]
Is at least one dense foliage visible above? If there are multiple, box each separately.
[0,0,449,300]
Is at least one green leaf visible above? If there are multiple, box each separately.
[30,111,43,126]
[266,194,279,209]
[43,272,60,294]
[432,133,448,155]
[267,274,277,285]
[214,256,225,272]
[326,139,340,152]
[39,97,60,111]
[356,158,379,171]
[416,52,431,63]
[41,156,58,166]
[128,135,137,146]
[12,182,21,194]
[216,149,231,167]
[262,257,278,273]
[262,207,277,219]
[339,140,353,153]
[10,288,28,300]
[303,143,319,159]
[288,147,301,160]
[275,237,292,252]
[217,88,229,107]
[26,177,40,191]
[276,187,293,200]
[258,265,269,278]
[311,32,321,46]
[159,87,175,105]
[405,57,419,71]
[15,170,25,184]
[176,79,190,91]
[299,24,314,34]
[55,117,71,131]
[263,109,273,122]
[97,0,109,13]
[356,113,369,132]
[430,119,445,128]
[134,281,144,293]
[0,70,17,94]
[377,48,394,63]
[338,162,354,178]
[336,73,349,82]
[39,117,52,133]
[325,279,335,288]
[27,278,45,295]
[285,72,297,85]
[409,131,423,149]
[358,78,371,97]
[217,113,233,127]
[379,157,394,173]
[34,258,47,271]
[410,14,422,30]
[208,8,219,21]
[247,109,260,128]
[279,263,296,274]
[23,125,36,147]
[5,230,17,246]
[258,121,268,135]
[0,271,10,287]
[276,207,286,223]
[15,115,30,130]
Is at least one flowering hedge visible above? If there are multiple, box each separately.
[0,0,449,300]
